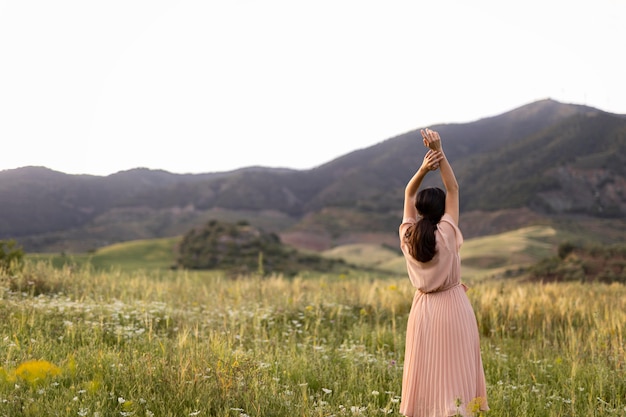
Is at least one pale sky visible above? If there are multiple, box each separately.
[1,0,624,176]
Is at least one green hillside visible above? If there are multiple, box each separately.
[28,220,621,286]
[338,225,566,282]
[459,226,557,281]
[27,237,181,272]
[25,223,606,283]
[91,237,180,270]
[322,243,401,271]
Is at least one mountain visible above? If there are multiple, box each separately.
[1,99,625,253]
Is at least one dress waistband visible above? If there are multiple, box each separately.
[417,282,467,294]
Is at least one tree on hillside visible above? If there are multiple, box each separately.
[175,220,344,276]
[0,240,25,274]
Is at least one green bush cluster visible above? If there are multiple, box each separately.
[530,241,626,283]
[0,239,24,275]
[176,220,345,276]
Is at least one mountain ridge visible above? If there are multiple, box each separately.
[1,98,625,253]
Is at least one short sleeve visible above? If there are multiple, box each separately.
[438,213,464,250]
[399,217,417,241]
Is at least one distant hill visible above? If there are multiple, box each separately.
[1,99,625,253]
[176,219,345,276]
[528,242,626,283]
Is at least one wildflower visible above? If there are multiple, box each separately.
[66,355,77,377]
[322,388,332,394]
[87,379,102,393]
[14,360,61,386]
[466,397,486,415]
[371,390,379,396]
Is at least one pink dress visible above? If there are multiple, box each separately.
[399,214,489,417]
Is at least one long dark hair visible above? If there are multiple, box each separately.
[405,187,446,262]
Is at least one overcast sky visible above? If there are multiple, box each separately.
[1,0,624,176]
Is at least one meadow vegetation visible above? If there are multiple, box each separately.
[1,255,625,416]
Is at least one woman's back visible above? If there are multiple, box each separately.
[399,213,463,293]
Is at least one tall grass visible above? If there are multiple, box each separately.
[0,261,624,416]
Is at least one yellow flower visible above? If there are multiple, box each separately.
[87,378,102,394]
[466,397,486,415]
[122,400,135,411]
[65,355,77,377]
[15,360,62,386]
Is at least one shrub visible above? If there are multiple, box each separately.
[557,241,575,259]
[0,239,24,275]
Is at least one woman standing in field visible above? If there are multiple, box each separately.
[399,128,489,416]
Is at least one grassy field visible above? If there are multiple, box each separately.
[1,228,625,416]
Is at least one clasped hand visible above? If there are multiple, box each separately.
[421,149,443,171]
[421,128,442,151]
[419,128,443,171]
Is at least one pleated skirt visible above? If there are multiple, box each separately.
[400,286,489,417]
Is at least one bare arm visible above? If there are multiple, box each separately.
[403,149,443,221]
[421,128,459,224]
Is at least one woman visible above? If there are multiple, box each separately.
[399,128,489,416]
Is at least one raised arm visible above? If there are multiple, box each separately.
[403,149,443,221]
[421,128,459,224]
